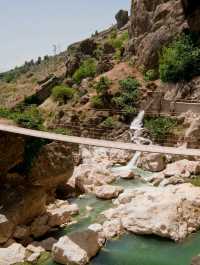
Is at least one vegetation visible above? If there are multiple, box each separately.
[159,34,200,82]
[91,95,104,109]
[0,106,44,130]
[190,176,200,187]
[101,117,119,128]
[52,85,75,103]
[91,77,111,109]
[112,77,139,118]
[144,117,177,140]
[73,58,97,84]
[144,69,158,81]
[95,76,110,95]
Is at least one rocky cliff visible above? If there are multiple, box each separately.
[0,132,76,245]
[129,0,200,70]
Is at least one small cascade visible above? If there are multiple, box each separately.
[113,110,151,173]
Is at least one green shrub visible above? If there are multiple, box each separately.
[144,117,177,140]
[0,106,44,130]
[73,58,97,84]
[101,117,118,128]
[95,76,110,95]
[52,85,75,103]
[91,95,104,108]
[144,69,158,81]
[112,77,139,119]
[159,34,200,82]
[14,106,44,130]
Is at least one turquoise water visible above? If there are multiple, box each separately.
[43,174,200,265]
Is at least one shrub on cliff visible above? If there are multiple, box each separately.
[52,85,75,103]
[112,77,139,118]
[95,76,110,95]
[73,58,97,84]
[159,34,200,82]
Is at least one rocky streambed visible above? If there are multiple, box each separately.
[2,136,200,265]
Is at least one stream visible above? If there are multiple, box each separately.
[40,112,200,265]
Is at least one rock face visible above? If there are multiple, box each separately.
[52,230,101,265]
[129,0,195,69]
[0,132,25,177]
[103,184,200,241]
[0,132,76,244]
[30,142,74,189]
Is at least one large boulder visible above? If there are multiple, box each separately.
[95,185,124,200]
[0,243,26,264]
[52,230,101,265]
[103,184,200,241]
[30,142,74,189]
[115,10,129,29]
[138,153,166,172]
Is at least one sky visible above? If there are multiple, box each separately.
[0,0,130,72]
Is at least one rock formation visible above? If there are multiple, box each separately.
[129,0,200,70]
[0,132,76,245]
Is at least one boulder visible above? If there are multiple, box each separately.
[191,256,200,265]
[30,142,74,189]
[138,153,166,172]
[103,184,200,241]
[95,185,124,200]
[102,219,123,239]
[69,230,101,259]
[53,236,88,265]
[115,10,129,29]
[164,159,200,178]
[0,243,26,265]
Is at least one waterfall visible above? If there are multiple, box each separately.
[113,110,148,173]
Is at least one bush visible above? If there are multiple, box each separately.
[14,106,44,130]
[144,69,158,81]
[144,117,177,140]
[73,58,97,84]
[0,106,44,130]
[112,77,139,119]
[91,95,104,109]
[52,85,75,103]
[101,117,118,128]
[159,34,200,82]
[95,76,110,95]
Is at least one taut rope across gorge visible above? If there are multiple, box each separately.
[0,123,200,157]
